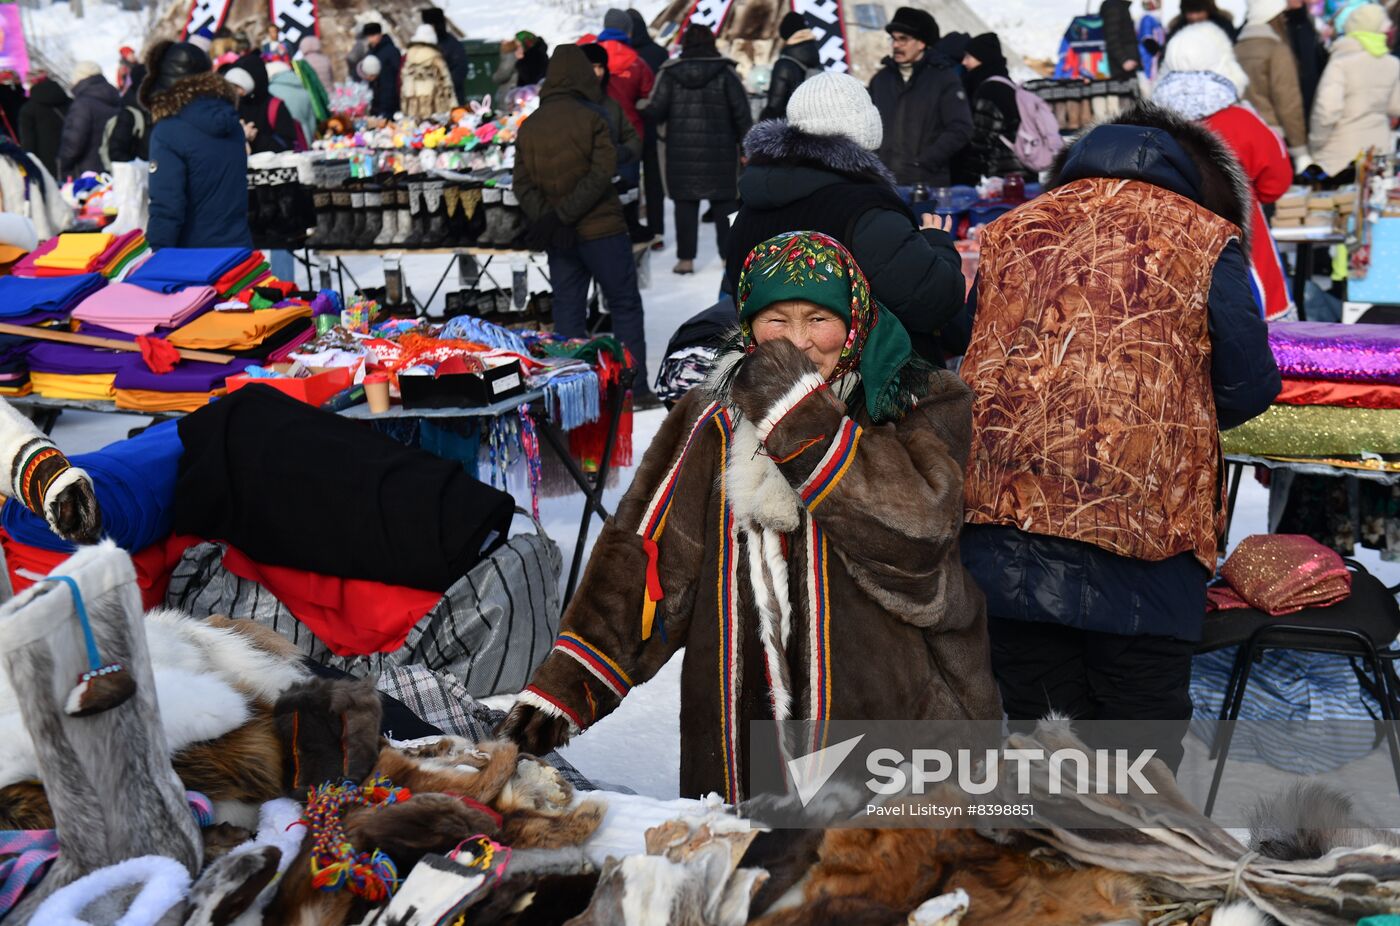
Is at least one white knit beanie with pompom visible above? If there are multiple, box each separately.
[785,71,884,151]
[1161,21,1250,96]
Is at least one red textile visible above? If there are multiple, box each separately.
[212,251,267,294]
[0,530,193,609]
[220,546,439,655]
[1203,106,1293,320]
[1276,377,1400,409]
[137,335,181,374]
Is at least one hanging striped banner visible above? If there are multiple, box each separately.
[678,0,737,36]
[791,0,851,73]
[269,0,319,53]
[181,0,233,40]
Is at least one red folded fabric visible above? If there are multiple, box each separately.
[1275,377,1400,410]
[137,335,182,374]
[221,546,439,655]
[0,530,193,609]
[213,252,267,294]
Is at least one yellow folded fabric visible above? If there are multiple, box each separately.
[30,372,116,400]
[34,233,115,271]
[115,388,223,413]
[167,306,311,351]
[0,383,33,397]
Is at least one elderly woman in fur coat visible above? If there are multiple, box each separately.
[501,230,1001,802]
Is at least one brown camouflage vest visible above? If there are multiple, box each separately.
[962,176,1239,570]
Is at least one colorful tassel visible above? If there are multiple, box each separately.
[300,775,412,903]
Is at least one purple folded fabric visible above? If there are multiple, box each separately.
[113,356,252,392]
[1270,322,1400,386]
[3,310,75,326]
[26,341,130,375]
[72,283,218,336]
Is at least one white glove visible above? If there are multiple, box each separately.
[1289,146,1313,176]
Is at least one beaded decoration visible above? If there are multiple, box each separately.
[449,834,512,885]
[300,775,412,902]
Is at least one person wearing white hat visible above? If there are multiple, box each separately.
[401,23,456,119]
[1235,0,1309,160]
[57,61,120,178]
[1309,3,1400,179]
[726,71,967,364]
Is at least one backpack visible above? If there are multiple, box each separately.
[99,105,147,172]
[987,76,1064,173]
[266,97,308,153]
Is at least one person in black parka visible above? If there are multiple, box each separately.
[629,8,669,239]
[953,33,1026,185]
[1285,0,1329,125]
[141,40,251,251]
[1101,0,1144,78]
[58,62,121,179]
[728,72,967,366]
[107,63,150,164]
[223,54,300,154]
[867,6,973,186]
[422,6,468,104]
[18,77,69,179]
[362,23,402,118]
[761,12,822,120]
[643,23,752,273]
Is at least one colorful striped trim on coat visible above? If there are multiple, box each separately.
[714,410,743,803]
[15,445,67,517]
[798,417,861,510]
[519,685,584,734]
[554,631,633,700]
[805,517,832,754]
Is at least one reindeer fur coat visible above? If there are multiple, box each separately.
[518,350,1002,801]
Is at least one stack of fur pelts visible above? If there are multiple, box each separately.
[737,717,1400,926]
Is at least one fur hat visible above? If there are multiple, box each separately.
[786,71,883,151]
[1246,0,1287,25]
[70,61,102,86]
[603,8,632,34]
[885,6,938,45]
[779,12,808,40]
[360,21,383,38]
[1345,3,1390,33]
[411,24,438,45]
[223,67,254,94]
[1162,21,1249,95]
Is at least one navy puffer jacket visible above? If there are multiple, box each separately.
[645,55,751,202]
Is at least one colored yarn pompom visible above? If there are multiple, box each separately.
[300,775,412,903]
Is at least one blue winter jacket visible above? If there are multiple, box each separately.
[958,118,1281,642]
[146,77,252,251]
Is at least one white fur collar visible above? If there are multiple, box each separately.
[724,416,802,533]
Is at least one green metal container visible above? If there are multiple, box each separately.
[462,39,503,101]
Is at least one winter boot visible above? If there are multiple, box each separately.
[459,187,485,243]
[442,185,464,246]
[391,188,412,246]
[360,185,384,249]
[309,191,333,248]
[328,190,354,249]
[374,183,398,249]
[403,181,426,248]
[347,185,367,249]
[421,180,447,247]
[498,188,526,248]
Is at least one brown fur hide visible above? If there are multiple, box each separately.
[274,677,382,798]
[0,780,53,830]
[751,823,1145,926]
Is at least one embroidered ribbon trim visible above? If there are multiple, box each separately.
[555,631,633,700]
[798,417,862,510]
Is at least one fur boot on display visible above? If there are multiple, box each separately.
[390,187,412,247]
[0,397,99,544]
[404,179,427,248]
[346,184,368,249]
[272,676,382,800]
[309,191,333,248]
[361,184,385,250]
[328,189,354,250]
[421,180,448,247]
[0,543,202,922]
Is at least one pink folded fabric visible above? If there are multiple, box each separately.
[9,238,58,277]
[71,283,219,336]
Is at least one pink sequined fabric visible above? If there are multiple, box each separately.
[1209,534,1352,616]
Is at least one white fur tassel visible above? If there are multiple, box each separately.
[756,373,826,444]
[1209,903,1269,926]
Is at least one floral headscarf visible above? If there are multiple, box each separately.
[737,231,918,423]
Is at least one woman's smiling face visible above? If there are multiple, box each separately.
[750,299,849,378]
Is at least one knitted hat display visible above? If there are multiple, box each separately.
[1161,21,1250,95]
[786,72,883,151]
[779,11,808,40]
[885,6,939,45]
[737,231,919,423]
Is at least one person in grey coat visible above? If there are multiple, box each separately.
[58,62,121,179]
[643,24,751,274]
[867,6,973,186]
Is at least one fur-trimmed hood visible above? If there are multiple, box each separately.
[744,119,897,187]
[1047,101,1251,245]
[142,71,240,123]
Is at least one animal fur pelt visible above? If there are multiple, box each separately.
[1248,782,1400,861]
[454,846,599,924]
[183,845,282,926]
[742,120,898,187]
[1046,100,1253,247]
[273,676,382,798]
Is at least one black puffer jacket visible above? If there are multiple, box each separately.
[954,63,1023,184]
[645,55,751,202]
[229,53,300,154]
[58,74,121,178]
[761,40,820,120]
[1100,0,1142,78]
[868,54,973,186]
[727,120,966,363]
[1285,4,1328,124]
[107,65,150,163]
[19,79,69,179]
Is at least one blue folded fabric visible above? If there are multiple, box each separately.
[0,274,106,317]
[127,248,252,294]
[1,419,183,552]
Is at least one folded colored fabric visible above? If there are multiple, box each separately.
[8,237,57,276]
[127,247,254,293]
[221,546,440,655]
[115,389,224,413]
[1275,378,1400,410]
[72,282,218,336]
[0,419,182,552]
[175,386,515,591]
[1208,534,1352,615]
[26,341,130,374]
[0,273,106,317]
[33,232,114,271]
[114,355,252,392]
[214,252,269,294]
[1220,404,1400,456]
[167,305,311,351]
[1269,322,1400,386]
[266,323,316,363]
[29,372,116,399]
[0,529,191,609]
